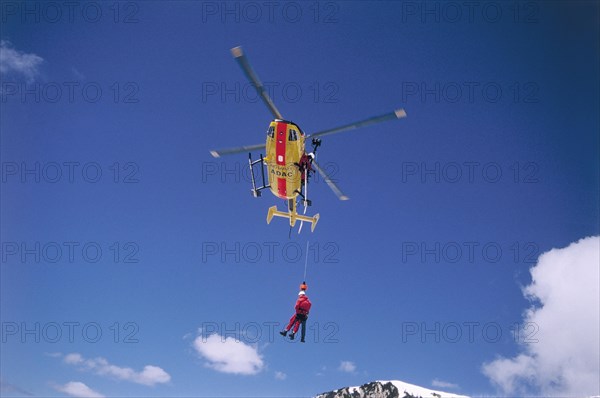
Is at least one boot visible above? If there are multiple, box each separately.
[289,333,295,340]
[279,330,287,337]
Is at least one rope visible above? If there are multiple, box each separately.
[303,240,309,281]
[298,167,308,234]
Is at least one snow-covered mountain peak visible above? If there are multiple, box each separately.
[315,379,470,398]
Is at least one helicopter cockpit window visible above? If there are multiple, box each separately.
[267,126,275,138]
[288,129,298,141]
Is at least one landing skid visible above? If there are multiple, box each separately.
[266,199,320,232]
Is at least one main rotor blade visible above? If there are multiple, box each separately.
[312,159,349,201]
[231,46,283,120]
[210,143,265,158]
[310,109,406,139]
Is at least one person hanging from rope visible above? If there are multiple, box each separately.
[296,153,314,186]
[280,285,312,342]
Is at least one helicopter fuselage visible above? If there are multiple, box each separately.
[265,119,306,200]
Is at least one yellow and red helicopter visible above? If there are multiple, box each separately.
[210,46,407,232]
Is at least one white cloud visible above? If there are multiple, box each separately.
[274,371,287,380]
[62,353,171,386]
[0,40,43,82]
[193,333,264,375]
[64,353,84,364]
[338,361,356,373]
[56,381,104,398]
[133,365,172,386]
[483,236,600,397]
[431,379,459,389]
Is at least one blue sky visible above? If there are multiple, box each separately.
[1,1,599,397]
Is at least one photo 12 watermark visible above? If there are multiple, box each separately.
[200,1,340,24]
[399,1,540,24]
[399,81,540,104]
[399,161,540,184]
[1,1,140,24]
[1,241,140,264]
[398,241,540,265]
[1,321,140,344]
[201,81,340,105]
[201,161,340,185]
[1,81,140,104]
[401,321,539,344]
[201,241,340,264]
[1,162,140,184]
[198,321,339,344]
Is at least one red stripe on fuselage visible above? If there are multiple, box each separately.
[277,177,287,198]
[276,122,286,165]
[276,122,287,197]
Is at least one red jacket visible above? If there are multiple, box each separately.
[295,295,312,315]
[299,154,313,180]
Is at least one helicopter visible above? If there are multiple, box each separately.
[210,46,407,232]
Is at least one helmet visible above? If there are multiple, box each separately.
[300,282,308,291]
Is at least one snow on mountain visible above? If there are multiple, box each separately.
[315,380,470,398]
